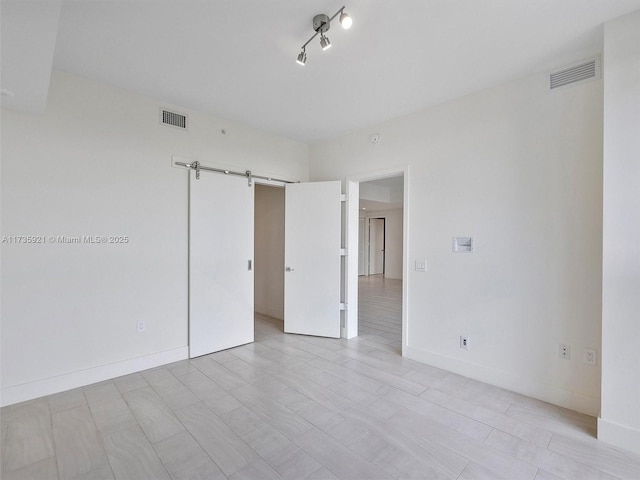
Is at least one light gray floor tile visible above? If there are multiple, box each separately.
[102,426,171,480]
[548,433,640,480]
[179,370,242,415]
[391,409,538,480]
[86,395,137,438]
[207,349,239,364]
[48,388,87,414]
[535,470,565,480]
[142,368,201,410]
[230,384,314,439]
[83,383,122,407]
[219,358,274,385]
[303,466,340,480]
[506,402,597,440]
[141,367,175,385]
[228,459,284,480]
[176,402,258,477]
[221,406,293,461]
[52,405,110,480]
[1,456,59,480]
[294,427,394,480]
[421,387,553,447]
[122,386,184,443]
[457,461,515,480]
[160,386,201,411]
[113,373,148,394]
[304,356,386,394]
[342,359,427,396]
[153,430,226,480]
[485,429,619,480]
[68,465,114,480]
[1,399,54,473]
[269,447,320,480]
[341,405,467,479]
[384,387,493,441]
[166,359,201,377]
[191,356,248,391]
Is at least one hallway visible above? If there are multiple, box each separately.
[358,274,402,354]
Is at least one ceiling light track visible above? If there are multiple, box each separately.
[296,5,351,65]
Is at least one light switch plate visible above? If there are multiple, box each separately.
[415,260,426,272]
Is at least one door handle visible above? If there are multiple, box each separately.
[285,267,295,272]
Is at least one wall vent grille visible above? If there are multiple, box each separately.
[549,58,600,90]
[161,109,187,129]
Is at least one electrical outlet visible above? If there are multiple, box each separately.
[460,335,470,350]
[559,343,571,360]
[584,348,597,365]
[137,320,145,333]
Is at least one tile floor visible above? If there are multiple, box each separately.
[2,275,640,479]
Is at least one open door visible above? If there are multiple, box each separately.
[189,171,254,357]
[284,181,342,338]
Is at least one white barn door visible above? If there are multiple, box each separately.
[189,171,254,357]
[284,181,342,338]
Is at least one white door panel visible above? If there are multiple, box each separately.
[369,218,385,275]
[284,181,341,338]
[189,171,254,357]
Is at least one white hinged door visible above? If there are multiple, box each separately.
[284,181,341,338]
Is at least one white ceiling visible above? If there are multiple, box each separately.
[3,0,640,143]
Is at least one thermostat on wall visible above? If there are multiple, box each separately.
[453,237,474,253]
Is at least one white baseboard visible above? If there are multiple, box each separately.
[598,417,640,455]
[0,346,189,407]
[404,345,600,417]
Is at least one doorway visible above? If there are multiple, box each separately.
[347,173,406,352]
[188,165,343,358]
[254,184,285,326]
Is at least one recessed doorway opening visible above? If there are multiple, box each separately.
[355,175,405,354]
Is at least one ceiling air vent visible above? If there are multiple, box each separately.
[160,108,187,129]
[549,57,600,91]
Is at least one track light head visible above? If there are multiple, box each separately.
[296,49,307,66]
[320,34,331,51]
[339,11,352,29]
[296,6,350,64]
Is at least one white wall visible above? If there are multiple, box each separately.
[0,71,308,405]
[360,182,391,203]
[311,70,603,415]
[254,184,285,320]
[361,209,403,280]
[599,10,640,455]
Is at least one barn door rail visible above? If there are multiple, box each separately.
[175,160,297,186]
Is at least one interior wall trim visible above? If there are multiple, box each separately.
[0,346,189,407]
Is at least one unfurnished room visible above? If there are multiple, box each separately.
[2,1,640,479]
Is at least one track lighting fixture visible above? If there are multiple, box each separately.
[296,5,351,65]
[296,48,307,65]
[320,34,331,51]
[339,11,352,29]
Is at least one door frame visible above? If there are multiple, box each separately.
[345,167,409,355]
